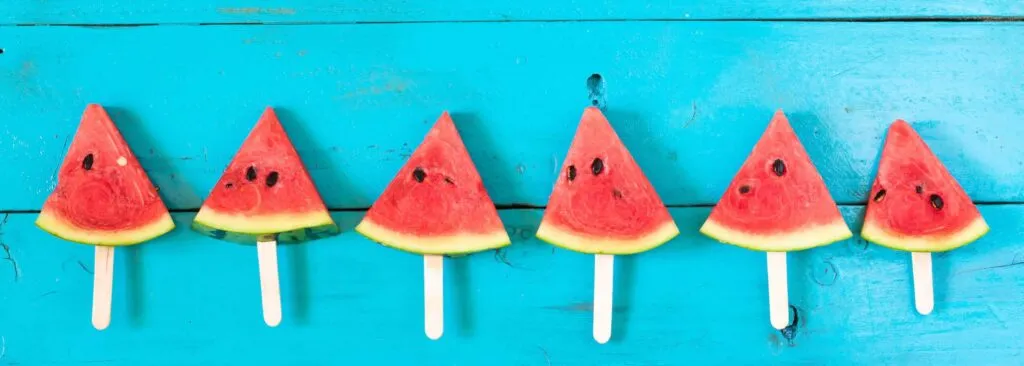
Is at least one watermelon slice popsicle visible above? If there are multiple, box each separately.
[861,120,989,315]
[36,104,176,330]
[699,110,852,330]
[355,112,511,340]
[536,107,680,344]
[192,107,339,327]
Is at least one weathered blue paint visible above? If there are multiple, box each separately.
[2,23,1023,210]
[2,3,1023,364]
[2,1,1023,24]
[0,206,1021,365]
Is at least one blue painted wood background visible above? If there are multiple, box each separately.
[2,2,1024,365]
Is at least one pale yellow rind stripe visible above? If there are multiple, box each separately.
[193,207,334,235]
[535,221,680,255]
[355,219,512,255]
[861,217,989,252]
[35,209,175,246]
[699,219,853,252]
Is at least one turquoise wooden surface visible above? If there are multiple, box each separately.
[2,1,1023,24]
[3,23,1024,210]
[3,1,1024,364]
[1,207,1023,365]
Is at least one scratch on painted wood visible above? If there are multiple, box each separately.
[537,346,551,366]
[684,101,698,128]
[0,214,18,281]
[832,53,886,77]
[956,253,1024,276]
[543,302,628,314]
[77,260,93,274]
[217,7,295,15]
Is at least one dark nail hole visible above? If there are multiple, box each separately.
[413,167,426,183]
[591,158,604,175]
[586,73,603,91]
[224,182,234,189]
[930,194,944,210]
[738,185,751,194]
[772,159,786,177]
[780,305,799,341]
[586,73,605,107]
[443,176,455,185]
[82,153,94,171]
[246,166,257,181]
[0,48,5,55]
[612,189,623,199]
[265,171,279,187]
[915,185,923,194]
[873,189,886,203]
[567,165,577,181]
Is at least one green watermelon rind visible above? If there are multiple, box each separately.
[36,209,176,246]
[534,221,680,255]
[861,217,990,253]
[354,219,512,256]
[191,215,339,245]
[699,219,853,252]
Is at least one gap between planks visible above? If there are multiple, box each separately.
[4,16,1024,28]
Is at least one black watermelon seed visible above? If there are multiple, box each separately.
[772,159,786,177]
[225,182,234,189]
[873,189,887,203]
[266,171,279,187]
[612,189,623,199]
[444,176,455,185]
[246,166,257,181]
[413,167,426,183]
[567,165,577,181]
[915,185,924,194]
[591,158,604,175]
[929,194,944,210]
[739,185,751,194]
[82,154,94,171]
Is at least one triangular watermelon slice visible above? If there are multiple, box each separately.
[37,104,175,246]
[536,107,679,254]
[355,112,511,255]
[192,107,338,243]
[861,120,989,252]
[700,110,852,251]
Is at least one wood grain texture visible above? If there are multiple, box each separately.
[0,206,1021,365]
[1,1,1023,24]
[2,22,1023,210]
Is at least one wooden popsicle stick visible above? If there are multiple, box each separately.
[92,245,115,330]
[424,255,444,340]
[911,252,934,315]
[593,254,614,344]
[256,240,282,327]
[766,251,789,330]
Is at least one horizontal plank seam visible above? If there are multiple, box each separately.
[3,16,1024,27]
[1,201,1020,214]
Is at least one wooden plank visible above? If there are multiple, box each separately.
[2,1,1023,25]
[2,22,1023,210]
[0,206,1022,365]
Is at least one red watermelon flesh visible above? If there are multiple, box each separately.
[36,104,174,246]
[355,112,511,255]
[861,120,988,252]
[535,107,679,255]
[192,107,337,244]
[700,110,851,251]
